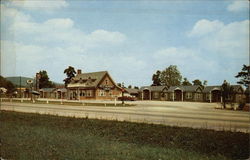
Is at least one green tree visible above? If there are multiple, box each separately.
[117,83,122,87]
[38,70,55,89]
[160,65,182,86]
[221,80,233,109]
[0,76,16,95]
[64,66,76,87]
[128,85,132,89]
[203,80,208,86]
[235,64,250,88]
[192,79,202,86]
[182,77,192,86]
[152,70,161,86]
[134,86,139,89]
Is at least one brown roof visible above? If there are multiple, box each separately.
[68,71,119,89]
[125,88,139,94]
[140,86,168,92]
[167,85,202,92]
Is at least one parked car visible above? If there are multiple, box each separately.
[118,96,136,101]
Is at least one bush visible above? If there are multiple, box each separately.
[242,103,250,112]
[238,103,245,110]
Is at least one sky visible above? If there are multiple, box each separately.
[0,0,249,87]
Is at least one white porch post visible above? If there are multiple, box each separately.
[209,91,212,103]
[149,91,151,100]
[142,91,144,100]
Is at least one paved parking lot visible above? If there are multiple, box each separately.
[1,100,249,132]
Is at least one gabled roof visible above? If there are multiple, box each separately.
[125,88,139,94]
[140,86,168,92]
[203,86,221,93]
[231,85,244,93]
[167,85,202,92]
[56,88,67,92]
[39,88,56,92]
[68,71,119,89]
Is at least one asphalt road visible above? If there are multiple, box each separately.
[1,101,249,133]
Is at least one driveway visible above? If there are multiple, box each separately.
[1,101,249,133]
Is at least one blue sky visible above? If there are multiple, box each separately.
[1,0,249,87]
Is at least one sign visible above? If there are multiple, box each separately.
[104,87,111,91]
[36,73,41,79]
[27,80,33,84]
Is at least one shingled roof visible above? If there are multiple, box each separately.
[39,88,56,92]
[67,71,117,88]
[231,85,244,93]
[203,86,221,93]
[140,86,168,92]
[167,85,202,92]
[125,88,139,94]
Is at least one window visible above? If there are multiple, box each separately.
[109,91,112,96]
[186,93,192,99]
[197,93,200,99]
[86,90,93,97]
[99,90,105,96]
[153,92,159,98]
[80,90,85,97]
[206,94,210,100]
[105,79,108,85]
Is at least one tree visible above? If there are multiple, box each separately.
[128,85,132,89]
[235,64,250,88]
[38,70,55,89]
[192,79,202,86]
[0,76,16,95]
[64,66,76,87]
[152,70,161,86]
[182,77,192,86]
[221,80,233,109]
[134,86,139,89]
[203,80,208,86]
[117,83,122,87]
[160,65,182,86]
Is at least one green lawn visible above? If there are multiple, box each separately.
[0,111,249,160]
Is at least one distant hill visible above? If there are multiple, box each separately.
[5,76,64,88]
[6,77,34,87]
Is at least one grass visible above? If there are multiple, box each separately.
[1,98,134,107]
[0,111,249,160]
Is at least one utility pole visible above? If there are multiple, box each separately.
[19,76,21,98]
[122,82,125,105]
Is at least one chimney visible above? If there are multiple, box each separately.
[77,69,82,74]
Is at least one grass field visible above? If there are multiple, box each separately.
[0,111,249,160]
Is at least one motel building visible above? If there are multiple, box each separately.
[139,85,245,103]
[67,70,122,100]
[139,85,203,102]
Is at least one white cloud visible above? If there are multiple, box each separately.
[87,30,127,45]
[10,0,68,11]
[1,4,126,48]
[188,19,224,37]
[227,0,249,12]
[188,19,249,58]
[1,4,129,82]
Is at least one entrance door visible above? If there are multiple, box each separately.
[211,90,220,102]
[174,90,182,101]
[143,90,150,100]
